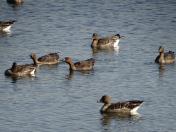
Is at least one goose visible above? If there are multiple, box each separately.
[0,20,16,32]
[155,46,175,64]
[64,57,95,71]
[30,53,60,66]
[5,62,36,77]
[98,95,143,115]
[7,0,23,4]
[91,33,124,49]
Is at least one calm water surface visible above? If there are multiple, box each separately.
[0,0,176,131]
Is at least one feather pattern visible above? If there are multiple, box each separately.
[155,46,175,64]
[91,33,123,49]
[98,95,143,115]
[108,100,143,110]
[30,53,59,65]
[7,0,23,4]
[5,62,36,77]
[0,20,16,31]
[38,53,59,62]
[65,57,95,71]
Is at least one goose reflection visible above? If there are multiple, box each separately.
[100,112,141,127]
[0,31,11,37]
[65,70,94,80]
[37,63,59,70]
[65,70,74,80]
[158,64,165,77]
[5,75,36,83]
[158,63,175,78]
[92,47,119,56]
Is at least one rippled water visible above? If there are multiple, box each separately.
[0,0,176,131]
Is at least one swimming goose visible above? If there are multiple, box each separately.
[155,46,175,64]
[0,20,16,32]
[7,0,23,4]
[64,57,95,71]
[5,62,36,77]
[91,33,124,49]
[30,53,60,66]
[98,95,143,115]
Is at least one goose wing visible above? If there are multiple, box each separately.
[38,53,59,62]
[12,64,36,74]
[108,100,143,110]
[74,58,95,70]
[97,36,116,46]
[164,51,175,60]
[0,20,15,27]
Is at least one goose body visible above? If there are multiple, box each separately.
[64,57,95,71]
[155,46,175,64]
[30,53,59,66]
[0,20,16,32]
[98,95,143,115]
[7,0,23,4]
[5,62,36,77]
[91,33,123,49]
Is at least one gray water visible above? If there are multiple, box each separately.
[0,0,176,131]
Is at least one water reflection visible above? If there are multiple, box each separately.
[158,64,165,77]
[92,47,119,56]
[8,4,23,9]
[65,70,74,80]
[0,31,11,37]
[37,63,59,70]
[65,70,94,80]
[100,113,141,130]
[158,64,175,78]
[5,75,36,83]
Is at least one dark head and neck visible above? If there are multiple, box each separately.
[64,57,76,71]
[30,53,38,66]
[158,46,165,64]
[11,62,17,72]
[91,33,99,48]
[99,95,111,105]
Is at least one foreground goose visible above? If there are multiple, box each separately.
[64,57,95,71]
[91,33,124,49]
[30,53,60,66]
[98,95,143,115]
[5,62,37,77]
[7,0,23,4]
[155,46,175,64]
[0,20,16,32]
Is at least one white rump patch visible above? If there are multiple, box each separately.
[113,39,120,48]
[30,69,36,76]
[114,46,119,51]
[3,25,12,32]
[130,106,140,115]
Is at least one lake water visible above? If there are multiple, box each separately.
[0,0,176,131]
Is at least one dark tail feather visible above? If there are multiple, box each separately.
[169,51,175,54]
[130,100,143,104]
[9,20,16,24]
[128,100,143,109]
[30,54,38,66]
[88,58,95,65]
